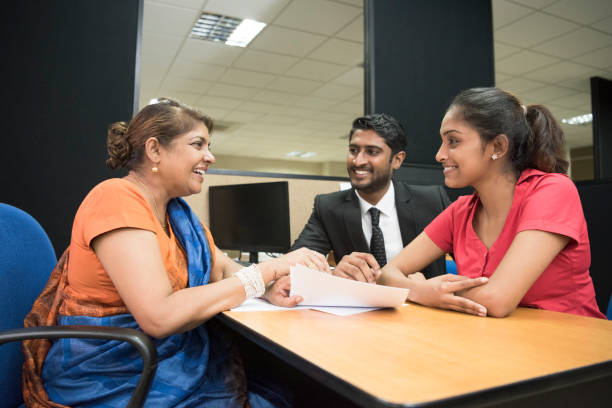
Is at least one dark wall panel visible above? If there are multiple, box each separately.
[591,76,612,180]
[576,179,612,314]
[1,0,142,255]
[365,0,494,168]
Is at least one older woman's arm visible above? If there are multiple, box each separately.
[92,228,327,338]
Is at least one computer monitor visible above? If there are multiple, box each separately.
[208,181,291,263]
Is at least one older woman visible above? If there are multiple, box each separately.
[23,98,329,407]
[379,87,604,319]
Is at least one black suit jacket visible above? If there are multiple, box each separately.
[291,181,450,278]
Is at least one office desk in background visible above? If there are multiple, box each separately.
[217,305,612,407]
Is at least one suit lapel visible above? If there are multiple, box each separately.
[394,181,416,246]
[343,190,369,252]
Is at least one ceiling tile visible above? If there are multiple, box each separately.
[148,0,205,11]
[524,61,595,84]
[143,2,199,37]
[141,33,183,63]
[496,50,559,75]
[335,15,363,42]
[179,38,243,66]
[308,38,363,65]
[494,71,513,83]
[273,0,362,36]
[494,42,522,61]
[509,0,557,9]
[249,26,327,57]
[495,13,579,48]
[592,16,612,35]
[493,77,545,94]
[161,77,213,93]
[232,50,298,74]
[573,46,612,69]
[532,28,612,59]
[224,110,263,122]
[203,0,289,23]
[329,100,363,115]
[333,67,363,87]
[154,91,201,104]
[294,96,339,110]
[198,107,231,120]
[561,69,612,91]
[311,83,361,100]
[284,59,347,81]
[196,95,244,109]
[333,0,364,8]
[520,85,579,104]
[207,83,259,99]
[266,76,322,94]
[219,68,276,87]
[236,101,288,114]
[543,0,612,25]
[167,60,226,81]
[251,90,301,105]
[491,0,533,29]
[257,114,302,126]
[549,92,591,108]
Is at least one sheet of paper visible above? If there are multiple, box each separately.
[290,264,409,308]
[230,298,378,316]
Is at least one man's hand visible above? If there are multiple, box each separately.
[263,276,302,307]
[333,252,380,283]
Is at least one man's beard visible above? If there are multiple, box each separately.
[350,166,392,194]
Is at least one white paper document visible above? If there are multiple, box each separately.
[290,264,409,308]
[230,265,409,316]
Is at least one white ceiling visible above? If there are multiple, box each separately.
[140,0,612,165]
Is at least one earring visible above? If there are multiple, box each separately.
[152,166,159,173]
[491,153,499,160]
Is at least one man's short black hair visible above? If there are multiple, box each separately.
[349,113,407,156]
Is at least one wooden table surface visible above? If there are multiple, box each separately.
[220,304,612,407]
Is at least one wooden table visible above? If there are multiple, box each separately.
[217,304,612,407]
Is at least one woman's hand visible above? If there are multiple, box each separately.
[409,274,489,316]
[263,276,303,307]
[258,248,331,282]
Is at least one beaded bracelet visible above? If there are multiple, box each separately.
[234,264,265,299]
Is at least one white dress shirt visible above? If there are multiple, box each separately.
[355,183,404,263]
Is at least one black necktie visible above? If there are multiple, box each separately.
[368,207,387,267]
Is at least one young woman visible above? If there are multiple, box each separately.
[23,98,330,407]
[378,87,604,319]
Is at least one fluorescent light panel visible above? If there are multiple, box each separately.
[190,13,265,47]
[286,151,316,158]
[562,113,592,125]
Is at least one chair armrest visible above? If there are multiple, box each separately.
[0,325,157,408]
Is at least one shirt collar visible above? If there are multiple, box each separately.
[355,182,396,217]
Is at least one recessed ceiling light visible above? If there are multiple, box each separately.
[190,12,266,48]
[299,152,317,158]
[561,113,592,125]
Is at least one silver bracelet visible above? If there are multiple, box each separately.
[235,264,265,299]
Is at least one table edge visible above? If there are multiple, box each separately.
[216,313,612,407]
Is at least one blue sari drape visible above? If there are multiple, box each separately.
[42,198,247,407]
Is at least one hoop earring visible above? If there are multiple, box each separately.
[491,153,499,160]
[152,166,159,173]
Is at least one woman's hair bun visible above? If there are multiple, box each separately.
[106,121,132,169]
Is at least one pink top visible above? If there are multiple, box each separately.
[425,168,604,318]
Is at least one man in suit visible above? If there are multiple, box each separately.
[291,113,450,282]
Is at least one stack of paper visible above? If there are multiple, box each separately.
[231,265,409,315]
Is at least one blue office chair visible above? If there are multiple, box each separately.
[607,294,612,320]
[0,203,157,407]
[446,259,458,275]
